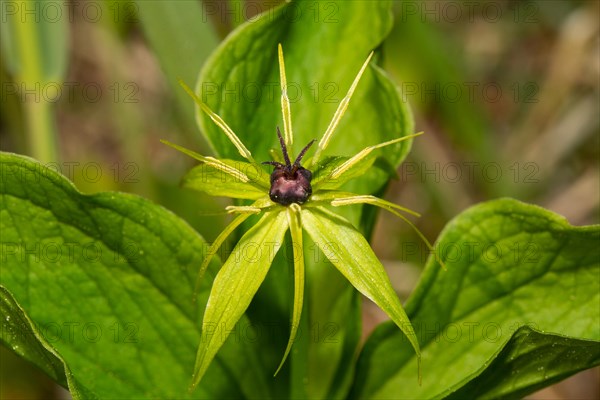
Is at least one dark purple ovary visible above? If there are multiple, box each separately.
[269,167,312,205]
[262,127,315,206]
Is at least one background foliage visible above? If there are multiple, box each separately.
[1,0,598,398]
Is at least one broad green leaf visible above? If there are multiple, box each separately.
[195,2,412,397]
[183,160,270,200]
[196,0,412,194]
[446,326,600,399]
[1,286,99,399]
[1,286,68,389]
[0,152,271,399]
[192,210,289,389]
[351,198,600,399]
[301,207,421,371]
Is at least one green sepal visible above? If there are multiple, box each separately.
[192,210,289,389]
[274,203,305,376]
[300,206,421,378]
[183,160,269,200]
[311,156,376,191]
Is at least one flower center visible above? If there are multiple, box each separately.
[262,127,315,206]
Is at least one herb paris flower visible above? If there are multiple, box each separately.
[163,45,441,390]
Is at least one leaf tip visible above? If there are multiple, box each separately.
[188,354,205,393]
[177,78,191,91]
[273,358,286,377]
[188,377,200,394]
[189,344,210,393]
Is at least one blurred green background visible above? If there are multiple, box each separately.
[1,0,598,398]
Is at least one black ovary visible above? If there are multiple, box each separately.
[263,127,315,206]
[269,167,312,206]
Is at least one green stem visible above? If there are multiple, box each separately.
[24,99,57,163]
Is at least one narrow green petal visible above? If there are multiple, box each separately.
[310,155,376,190]
[310,192,445,269]
[328,194,446,270]
[161,140,263,188]
[310,192,420,218]
[312,52,374,165]
[327,133,423,181]
[178,80,255,163]
[278,44,293,147]
[301,206,421,379]
[193,212,254,301]
[311,133,423,191]
[191,210,289,390]
[274,204,305,375]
